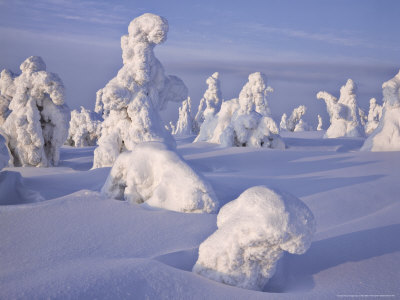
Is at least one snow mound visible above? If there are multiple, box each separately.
[195,72,284,149]
[66,107,102,147]
[174,97,196,136]
[101,142,219,213]
[93,13,188,168]
[0,130,11,170]
[362,70,400,151]
[193,186,316,291]
[1,56,70,167]
[317,79,365,138]
[364,98,383,135]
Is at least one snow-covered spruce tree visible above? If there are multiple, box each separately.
[0,130,11,170]
[195,72,284,149]
[93,13,188,168]
[364,98,383,135]
[279,113,288,131]
[317,114,323,131]
[317,79,365,138]
[66,107,102,147]
[0,69,16,126]
[294,119,312,132]
[194,72,222,133]
[361,70,400,151]
[286,105,307,132]
[1,56,69,167]
[358,108,368,127]
[174,97,196,136]
[193,186,315,291]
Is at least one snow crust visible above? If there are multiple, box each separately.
[364,98,383,135]
[174,97,196,136]
[362,70,400,151]
[66,107,102,147]
[1,56,70,167]
[317,79,365,138]
[193,186,316,291]
[101,141,219,213]
[93,13,188,168]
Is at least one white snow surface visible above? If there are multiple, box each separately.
[317,79,365,139]
[101,141,219,213]
[93,13,188,168]
[364,98,383,135]
[174,97,196,136]
[193,186,315,291]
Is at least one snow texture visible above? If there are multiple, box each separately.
[174,97,196,136]
[193,186,316,291]
[0,130,11,170]
[362,70,400,151]
[364,98,383,135]
[1,56,70,167]
[93,13,188,168]
[66,107,102,147]
[102,141,219,213]
[195,72,284,149]
[317,114,323,131]
[317,79,365,138]
[0,69,16,126]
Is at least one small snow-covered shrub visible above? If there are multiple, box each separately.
[0,130,11,170]
[193,186,315,291]
[174,97,196,136]
[361,70,400,151]
[66,107,102,147]
[317,79,365,138]
[101,142,219,213]
[93,13,188,168]
[1,56,70,167]
[364,98,383,135]
[195,72,284,149]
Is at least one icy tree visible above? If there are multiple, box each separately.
[102,141,219,213]
[279,113,288,131]
[66,107,102,147]
[362,70,400,151]
[0,69,16,126]
[317,79,365,138]
[1,56,70,167]
[364,98,383,135]
[93,13,188,168]
[193,186,315,291]
[317,114,323,131]
[286,105,307,132]
[194,72,222,132]
[195,72,284,149]
[0,130,11,170]
[174,97,196,136]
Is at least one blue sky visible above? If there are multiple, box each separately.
[1,0,399,126]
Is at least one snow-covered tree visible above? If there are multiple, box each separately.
[286,105,307,132]
[0,70,16,126]
[1,56,70,167]
[279,113,288,131]
[169,121,176,134]
[362,70,400,151]
[66,107,102,147]
[174,97,196,136]
[0,130,11,170]
[358,108,368,127]
[193,186,315,291]
[102,141,219,213]
[364,98,383,135]
[317,79,365,138]
[195,72,284,149]
[93,13,188,168]
[194,72,222,133]
[294,119,312,132]
[317,114,323,131]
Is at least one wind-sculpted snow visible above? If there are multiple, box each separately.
[317,79,365,138]
[193,186,315,291]
[195,72,284,149]
[1,56,70,167]
[93,13,188,168]
[364,98,383,135]
[174,97,196,136]
[66,107,102,147]
[102,142,219,213]
[362,70,400,151]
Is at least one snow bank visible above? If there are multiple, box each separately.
[317,79,365,138]
[193,186,315,291]
[362,70,400,151]
[1,56,70,167]
[66,107,102,147]
[174,97,196,136]
[101,142,219,213]
[195,72,284,149]
[93,13,188,168]
[364,98,383,135]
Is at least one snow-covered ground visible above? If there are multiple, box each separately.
[1,131,399,299]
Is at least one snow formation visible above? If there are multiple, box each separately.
[0,130,11,170]
[195,72,284,149]
[294,119,312,132]
[66,107,102,147]
[317,79,365,138]
[193,186,316,291]
[102,141,219,213]
[364,98,383,135]
[93,13,188,168]
[279,113,288,131]
[174,97,196,136]
[0,69,15,126]
[1,56,69,167]
[362,70,400,151]
[286,105,307,132]
[317,114,323,131]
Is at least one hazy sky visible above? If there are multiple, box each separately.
[1,0,399,126]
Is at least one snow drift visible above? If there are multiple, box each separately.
[93,13,188,168]
[66,107,102,147]
[101,142,219,213]
[1,56,70,167]
[193,186,315,291]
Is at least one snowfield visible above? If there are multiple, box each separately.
[1,131,399,299]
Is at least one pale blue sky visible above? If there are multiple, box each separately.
[1,0,399,125]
